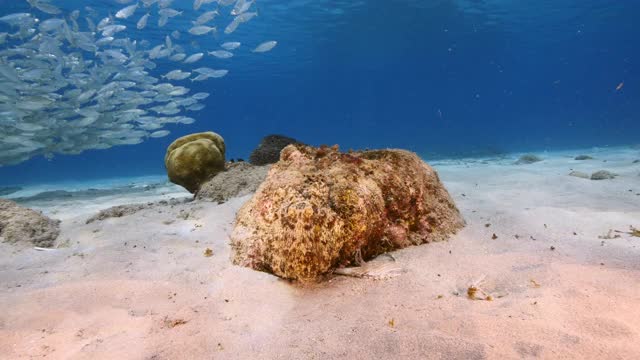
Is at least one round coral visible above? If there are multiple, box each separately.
[165,132,226,193]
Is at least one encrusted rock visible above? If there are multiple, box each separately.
[230,144,465,281]
[0,199,60,247]
[165,132,226,193]
[196,162,270,203]
[249,134,301,166]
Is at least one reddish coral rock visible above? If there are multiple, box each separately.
[230,144,464,281]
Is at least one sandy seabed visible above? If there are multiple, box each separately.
[1,147,639,359]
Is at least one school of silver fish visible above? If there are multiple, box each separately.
[0,0,278,166]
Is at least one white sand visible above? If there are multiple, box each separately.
[1,147,639,359]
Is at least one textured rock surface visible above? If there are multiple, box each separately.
[197,162,270,203]
[165,132,226,193]
[249,134,301,166]
[0,199,60,247]
[231,144,465,281]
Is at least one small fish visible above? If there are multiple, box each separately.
[189,25,216,36]
[158,8,182,18]
[192,92,210,100]
[186,104,206,111]
[231,0,254,16]
[224,19,240,34]
[162,69,191,80]
[210,69,228,78]
[252,40,277,53]
[191,74,210,81]
[193,0,216,10]
[616,82,624,91]
[194,10,218,25]
[29,0,62,15]
[137,13,150,29]
[221,41,241,50]
[150,130,170,138]
[183,53,204,64]
[208,50,233,59]
[116,3,138,19]
[169,53,187,61]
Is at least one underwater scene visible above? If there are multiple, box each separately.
[0,0,639,358]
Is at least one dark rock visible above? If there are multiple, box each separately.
[574,155,594,160]
[249,135,302,165]
[515,154,542,165]
[591,170,617,180]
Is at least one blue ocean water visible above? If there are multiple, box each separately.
[0,0,638,185]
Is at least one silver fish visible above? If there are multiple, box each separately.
[137,13,150,29]
[115,3,138,19]
[183,53,204,64]
[253,40,277,53]
[208,50,233,58]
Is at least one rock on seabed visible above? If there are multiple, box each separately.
[230,144,465,281]
[0,199,60,247]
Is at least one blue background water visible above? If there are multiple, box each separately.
[0,0,638,185]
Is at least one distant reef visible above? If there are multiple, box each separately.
[11,183,168,205]
[0,186,22,196]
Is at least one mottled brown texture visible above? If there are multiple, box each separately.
[230,144,465,281]
[164,132,226,193]
[0,199,60,247]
